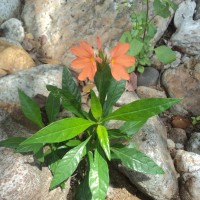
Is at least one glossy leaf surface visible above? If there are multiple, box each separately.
[103,78,125,117]
[97,125,110,160]
[20,118,95,145]
[89,148,109,200]
[111,147,164,174]
[103,98,180,121]
[50,137,90,189]
[90,90,102,120]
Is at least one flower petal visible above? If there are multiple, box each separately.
[80,42,94,56]
[111,65,130,81]
[96,36,102,50]
[111,43,130,58]
[71,58,94,69]
[78,65,96,81]
[114,55,136,67]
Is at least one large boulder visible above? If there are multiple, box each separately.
[162,58,200,116]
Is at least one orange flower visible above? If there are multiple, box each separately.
[110,42,135,81]
[70,41,97,81]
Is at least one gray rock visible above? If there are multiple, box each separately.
[162,59,200,116]
[119,116,179,200]
[116,91,139,106]
[186,132,200,155]
[0,109,70,200]
[0,18,25,43]
[194,0,200,20]
[169,128,188,145]
[137,67,159,87]
[136,86,167,99]
[174,150,200,200]
[0,64,63,103]
[0,0,21,25]
[0,37,22,47]
[171,0,200,55]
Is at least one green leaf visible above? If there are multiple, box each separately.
[103,98,180,122]
[120,120,147,135]
[120,31,132,43]
[89,148,109,200]
[0,137,26,149]
[46,84,83,118]
[111,147,164,174]
[153,0,171,18]
[16,143,43,153]
[18,89,44,128]
[66,140,82,147]
[33,144,44,162]
[47,151,61,175]
[154,45,176,64]
[90,90,102,120]
[103,78,125,117]
[45,92,60,123]
[97,125,110,160]
[107,129,131,140]
[20,118,96,145]
[137,66,144,73]
[62,66,81,104]
[94,64,112,106]
[50,137,91,189]
[128,39,144,56]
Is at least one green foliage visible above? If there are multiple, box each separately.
[18,89,44,128]
[0,65,180,199]
[154,45,176,64]
[118,0,178,73]
[111,147,164,174]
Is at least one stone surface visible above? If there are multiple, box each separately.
[116,91,139,106]
[136,86,167,99]
[0,39,35,76]
[186,132,200,155]
[0,18,25,43]
[174,150,200,200]
[137,67,159,87]
[171,0,200,55]
[162,59,200,115]
[21,0,132,66]
[119,116,179,200]
[168,128,188,145]
[0,0,21,25]
[164,51,182,69]
[0,109,70,200]
[0,64,63,103]
[21,0,182,66]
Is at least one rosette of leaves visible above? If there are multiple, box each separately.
[0,66,180,200]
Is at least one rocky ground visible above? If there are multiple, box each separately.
[0,0,200,200]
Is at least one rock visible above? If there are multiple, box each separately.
[171,0,200,55]
[116,91,139,106]
[175,143,184,150]
[136,86,167,99]
[0,18,25,43]
[0,109,70,200]
[186,132,200,155]
[168,128,188,145]
[137,67,159,87]
[21,0,182,65]
[194,0,200,20]
[164,51,182,69]
[119,116,179,200]
[0,0,21,25]
[21,0,132,66]
[174,150,200,200]
[167,139,176,151]
[0,64,63,103]
[162,60,200,116]
[0,40,35,76]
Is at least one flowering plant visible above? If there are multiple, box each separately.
[0,37,179,199]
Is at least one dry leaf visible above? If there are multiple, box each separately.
[82,83,95,93]
[126,72,137,92]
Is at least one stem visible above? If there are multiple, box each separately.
[142,0,149,42]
